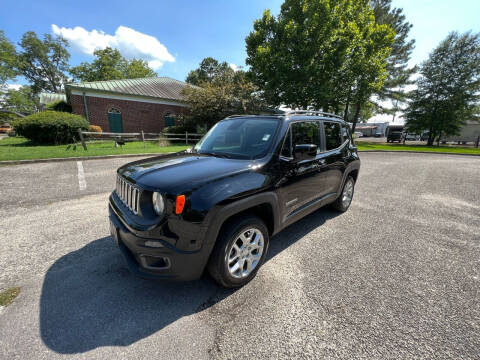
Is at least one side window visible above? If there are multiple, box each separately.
[281,127,292,157]
[341,125,352,142]
[291,121,321,152]
[323,122,342,150]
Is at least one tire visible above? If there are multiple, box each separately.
[331,176,355,212]
[207,215,269,288]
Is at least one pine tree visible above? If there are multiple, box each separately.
[405,32,480,145]
[372,0,416,106]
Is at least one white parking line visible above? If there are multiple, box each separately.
[76,161,87,191]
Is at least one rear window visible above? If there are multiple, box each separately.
[323,122,342,150]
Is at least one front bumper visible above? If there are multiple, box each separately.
[109,204,211,281]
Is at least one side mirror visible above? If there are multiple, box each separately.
[293,144,317,161]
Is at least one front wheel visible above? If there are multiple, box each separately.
[207,215,269,288]
[331,176,355,212]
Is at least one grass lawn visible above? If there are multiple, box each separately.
[0,287,20,307]
[2,137,479,161]
[356,141,480,155]
[0,136,190,161]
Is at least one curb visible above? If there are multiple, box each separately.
[358,150,480,156]
[0,152,169,166]
[1,149,478,166]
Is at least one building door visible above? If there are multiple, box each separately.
[108,108,123,133]
[164,112,175,127]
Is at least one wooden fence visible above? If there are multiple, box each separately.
[78,129,203,150]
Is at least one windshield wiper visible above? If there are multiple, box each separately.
[198,151,232,159]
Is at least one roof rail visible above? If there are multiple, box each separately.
[225,114,258,118]
[284,110,343,120]
[225,114,282,119]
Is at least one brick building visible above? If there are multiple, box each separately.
[65,77,190,133]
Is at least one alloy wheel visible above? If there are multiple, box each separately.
[342,179,354,208]
[226,228,264,279]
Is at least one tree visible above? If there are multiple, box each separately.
[0,31,18,87]
[16,32,70,93]
[245,0,394,131]
[372,0,416,113]
[186,57,233,86]
[70,47,156,82]
[0,85,40,115]
[124,59,157,79]
[405,32,480,145]
[183,57,269,128]
[339,1,395,131]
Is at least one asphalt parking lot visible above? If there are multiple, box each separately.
[0,152,479,359]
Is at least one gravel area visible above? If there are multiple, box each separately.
[0,152,479,359]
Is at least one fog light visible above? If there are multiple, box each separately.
[145,241,164,248]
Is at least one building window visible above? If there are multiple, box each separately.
[108,107,121,114]
[164,112,175,127]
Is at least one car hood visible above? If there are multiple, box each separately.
[118,152,256,193]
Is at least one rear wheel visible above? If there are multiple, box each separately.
[331,176,355,212]
[208,215,269,288]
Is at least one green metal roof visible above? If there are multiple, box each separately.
[39,92,67,105]
[65,77,192,102]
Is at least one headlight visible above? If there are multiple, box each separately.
[152,192,165,215]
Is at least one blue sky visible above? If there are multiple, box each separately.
[1,0,479,86]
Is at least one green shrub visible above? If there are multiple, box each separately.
[46,100,72,113]
[0,112,20,125]
[162,125,188,134]
[89,125,102,132]
[13,111,89,144]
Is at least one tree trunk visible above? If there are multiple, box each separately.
[351,102,361,133]
[344,90,351,121]
[427,126,434,146]
[343,100,350,121]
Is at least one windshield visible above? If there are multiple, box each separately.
[193,118,280,159]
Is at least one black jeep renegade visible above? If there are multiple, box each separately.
[109,111,360,287]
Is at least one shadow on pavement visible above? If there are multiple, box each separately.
[39,208,340,354]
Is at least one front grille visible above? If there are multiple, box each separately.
[116,175,140,214]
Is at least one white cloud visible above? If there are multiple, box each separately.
[229,63,239,72]
[52,24,175,70]
[6,84,23,90]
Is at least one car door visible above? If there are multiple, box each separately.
[319,121,348,195]
[276,121,323,220]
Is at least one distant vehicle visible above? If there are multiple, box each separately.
[405,133,418,141]
[374,132,383,137]
[387,131,403,143]
[354,131,363,138]
[0,124,12,133]
[420,132,430,141]
[386,125,405,143]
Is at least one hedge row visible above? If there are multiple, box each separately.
[13,111,89,144]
